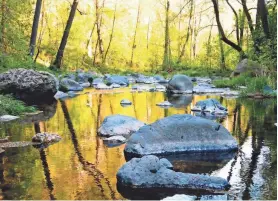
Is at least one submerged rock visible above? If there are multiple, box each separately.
[32,133,61,144]
[124,114,238,156]
[167,75,193,94]
[120,99,132,105]
[191,99,227,114]
[117,155,231,191]
[98,115,145,137]
[60,78,83,91]
[0,68,58,102]
[0,115,19,122]
[167,94,193,108]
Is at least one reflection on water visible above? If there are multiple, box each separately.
[0,88,276,200]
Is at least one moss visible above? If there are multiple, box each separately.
[0,95,36,116]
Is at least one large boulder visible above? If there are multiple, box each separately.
[117,155,230,191]
[98,115,145,137]
[60,78,83,91]
[232,59,263,76]
[125,114,238,156]
[0,68,58,102]
[167,75,193,94]
[106,75,129,86]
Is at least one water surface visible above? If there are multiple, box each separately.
[0,88,276,200]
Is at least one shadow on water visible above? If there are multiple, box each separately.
[60,100,116,200]
[34,122,56,200]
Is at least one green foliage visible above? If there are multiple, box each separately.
[0,95,36,116]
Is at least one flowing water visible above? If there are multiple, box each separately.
[0,88,276,200]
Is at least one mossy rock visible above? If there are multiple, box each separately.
[232,59,264,77]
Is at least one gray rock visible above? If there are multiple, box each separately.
[54,91,69,100]
[195,77,212,84]
[221,90,239,97]
[80,82,91,88]
[191,99,227,114]
[0,141,38,148]
[232,58,263,76]
[60,78,83,91]
[0,115,19,122]
[111,83,121,88]
[103,136,127,143]
[32,132,61,144]
[156,101,173,107]
[94,83,112,90]
[92,78,104,85]
[124,114,238,156]
[154,75,168,83]
[132,85,154,92]
[117,155,231,191]
[155,84,166,91]
[98,115,145,137]
[167,75,193,94]
[76,72,94,83]
[193,85,229,94]
[0,68,58,102]
[162,194,197,201]
[106,75,129,86]
[120,99,132,105]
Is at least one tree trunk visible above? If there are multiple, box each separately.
[29,0,43,57]
[103,0,117,64]
[146,17,150,50]
[226,0,240,45]
[257,0,270,38]
[95,0,105,64]
[211,0,246,57]
[52,0,79,69]
[34,0,46,63]
[82,21,96,65]
[177,0,193,63]
[218,27,226,69]
[130,1,140,68]
[162,0,170,71]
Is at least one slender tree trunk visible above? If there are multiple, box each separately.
[52,0,79,69]
[130,1,140,68]
[211,0,246,57]
[178,0,193,63]
[1,0,7,54]
[34,1,46,63]
[218,27,226,69]
[162,0,170,71]
[103,0,117,64]
[82,21,96,65]
[146,17,150,50]
[95,0,105,64]
[241,0,260,53]
[226,0,240,45]
[206,22,213,69]
[29,0,42,57]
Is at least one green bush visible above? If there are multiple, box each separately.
[0,95,36,116]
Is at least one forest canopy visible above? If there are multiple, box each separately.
[0,0,276,75]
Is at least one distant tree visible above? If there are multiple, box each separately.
[52,0,79,69]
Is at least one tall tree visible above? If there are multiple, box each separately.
[162,0,170,71]
[29,0,43,57]
[95,0,105,64]
[52,0,79,69]
[178,0,193,63]
[130,0,141,67]
[103,0,117,64]
[211,0,246,58]
[257,0,270,38]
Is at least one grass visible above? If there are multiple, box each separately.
[213,74,277,97]
[0,95,36,116]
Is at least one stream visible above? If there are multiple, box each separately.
[0,88,276,200]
